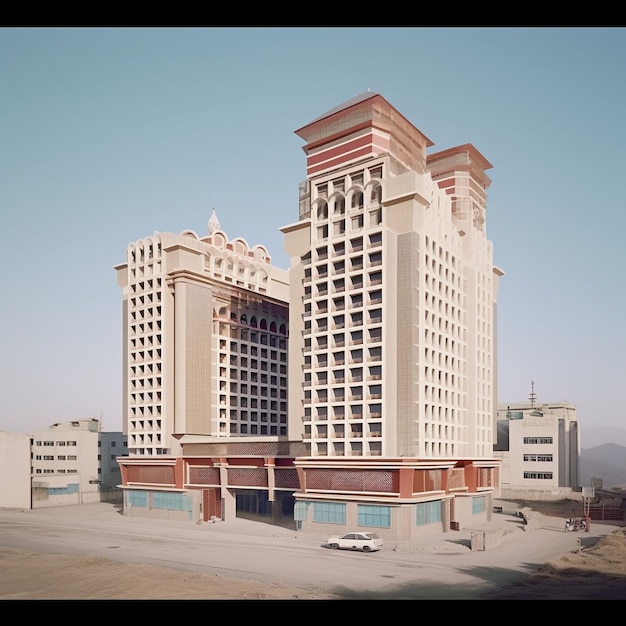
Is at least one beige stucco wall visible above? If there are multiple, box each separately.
[0,432,31,509]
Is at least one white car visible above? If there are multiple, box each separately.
[327,531,383,552]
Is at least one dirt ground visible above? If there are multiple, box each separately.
[2,493,625,600]
[481,490,626,599]
[0,545,342,600]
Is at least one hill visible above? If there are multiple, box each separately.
[581,426,626,448]
[580,443,626,488]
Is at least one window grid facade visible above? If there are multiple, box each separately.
[303,166,386,457]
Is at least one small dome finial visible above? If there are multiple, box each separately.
[208,207,220,234]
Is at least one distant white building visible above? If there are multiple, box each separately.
[494,398,580,498]
[0,419,127,510]
[0,431,31,509]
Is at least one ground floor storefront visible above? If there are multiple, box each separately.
[117,441,500,540]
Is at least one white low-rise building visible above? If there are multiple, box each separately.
[494,399,580,499]
[0,419,127,509]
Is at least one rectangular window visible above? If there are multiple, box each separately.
[128,490,148,507]
[523,437,553,444]
[153,492,193,513]
[312,501,346,525]
[358,504,391,528]
[523,472,554,479]
[523,454,553,462]
[48,484,79,495]
[293,500,312,522]
[416,500,442,526]
[472,495,487,515]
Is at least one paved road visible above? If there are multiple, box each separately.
[0,502,620,599]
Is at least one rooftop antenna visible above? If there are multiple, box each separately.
[529,381,537,408]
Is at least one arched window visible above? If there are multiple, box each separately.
[333,196,346,215]
[370,185,382,204]
[317,201,329,220]
[351,191,364,209]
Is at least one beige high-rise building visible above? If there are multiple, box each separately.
[115,211,289,456]
[115,93,503,538]
[282,91,504,460]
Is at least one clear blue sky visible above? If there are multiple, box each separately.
[1,27,624,439]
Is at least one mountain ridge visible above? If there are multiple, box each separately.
[580,442,626,488]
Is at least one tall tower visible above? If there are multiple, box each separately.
[282,92,503,460]
[115,213,290,456]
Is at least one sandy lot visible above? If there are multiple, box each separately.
[2,528,625,600]
[1,497,625,600]
[482,526,626,600]
[0,546,340,600]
